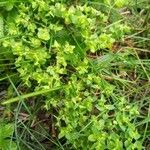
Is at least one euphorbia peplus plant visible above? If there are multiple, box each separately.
[3,0,142,149]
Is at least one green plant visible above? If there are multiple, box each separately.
[1,0,145,149]
[0,121,16,150]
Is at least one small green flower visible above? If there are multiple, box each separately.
[37,28,50,41]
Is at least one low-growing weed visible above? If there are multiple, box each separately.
[0,0,149,149]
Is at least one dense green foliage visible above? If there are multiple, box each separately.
[0,0,150,149]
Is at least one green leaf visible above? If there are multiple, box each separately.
[0,123,14,139]
[5,3,14,11]
[88,134,96,142]
[2,86,63,105]
[0,123,17,150]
